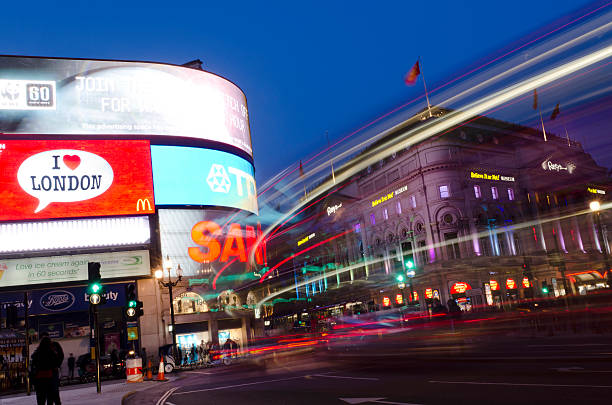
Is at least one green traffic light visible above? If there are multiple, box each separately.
[396,274,405,283]
[90,283,101,294]
[542,287,549,294]
[405,260,414,269]
[128,300,137,308]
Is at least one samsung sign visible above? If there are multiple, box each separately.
[151,145,258,214]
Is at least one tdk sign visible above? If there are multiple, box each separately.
[151,146,258,214]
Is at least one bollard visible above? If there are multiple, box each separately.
[126,357,143,383]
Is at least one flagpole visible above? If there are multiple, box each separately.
[326,131,336,184]
[419,57,433,118]
[538,105,547,142]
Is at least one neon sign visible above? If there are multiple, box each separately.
[522,277,530,288]
[395,294,403,305]
[450,282,471,294]
[588,187,606,195]
[297,233,316,246]
[371,185,408,207]
[470,172,515,182]
[425,288,433,299]
[188,221,266,265]
[382,296,391,307]
[506,278,516,289]
[413,291,419,301]
[541,157,576,174]
[490,280,499,291]
[326,203,342,216]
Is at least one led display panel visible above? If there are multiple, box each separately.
[151,145,258,214]
[0,140,154,221]
[158,209,265,292]
[0,55,252,157]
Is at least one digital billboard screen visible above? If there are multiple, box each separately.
[158,209,265,293]
[0,140,154,221]
[151,145,258,214]
[0,55,252,157]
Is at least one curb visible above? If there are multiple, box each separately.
[121,391,136,405]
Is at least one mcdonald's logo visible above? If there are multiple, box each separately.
[136,198,153,212]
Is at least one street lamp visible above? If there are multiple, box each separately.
[157,255,183,358]
[590,200,611,287]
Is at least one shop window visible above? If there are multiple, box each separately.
[474,185,482,198]
[439,185,450,199]
[410,195,417,208]
[491,186,499,200]
[383,208,388,220]
[396,201,402,215]
[508,188,515,201]
[370,213,376,225]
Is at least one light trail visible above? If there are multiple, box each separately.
[258,229,353,282]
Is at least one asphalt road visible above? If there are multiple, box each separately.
[128,345,612,405]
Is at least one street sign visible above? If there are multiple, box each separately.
[127,326,139,341]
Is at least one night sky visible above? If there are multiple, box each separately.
[0,0,603,182]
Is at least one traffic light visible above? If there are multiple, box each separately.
[396,274,405,283]
[88,262,105,305]
[126,284,137,319]
[541,281,550,295]
[125,284,144,320]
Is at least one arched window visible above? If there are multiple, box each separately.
[173,292,208,314]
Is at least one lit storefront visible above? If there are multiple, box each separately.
[0,54,258,387]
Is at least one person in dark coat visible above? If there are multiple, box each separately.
[31,337,62,405]
[67,354,75,381]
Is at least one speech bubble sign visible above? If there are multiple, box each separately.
[17,149,114,213]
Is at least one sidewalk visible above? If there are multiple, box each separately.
[0,377,175,405]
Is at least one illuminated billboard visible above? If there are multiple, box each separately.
[0,55,252,157]
[158,209,265,291]
[0,250,150,289]
[0,140,154,221]
[151,145,258,214]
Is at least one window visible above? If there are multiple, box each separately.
[354,223,361,233]
[445,232,461,259]
[474,185,482,198]
[507,188,515,201]
[439,185,450,199]
[491,186,499,200]
[396,201,402,215]
[410,195,417,208]
[383,208,388,220]
[417,240,428,264]
[370,213,375,225]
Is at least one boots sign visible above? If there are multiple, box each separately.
[0,140,155,221]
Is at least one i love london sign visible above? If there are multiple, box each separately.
[0,140,155,221]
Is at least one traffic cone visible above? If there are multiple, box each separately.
[157,355,167,381]
[146,359,153,380]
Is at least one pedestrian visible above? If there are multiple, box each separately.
[448,299,463,319]
[176,346,182,366]
[31,337,62,405]
[67,354,75,381]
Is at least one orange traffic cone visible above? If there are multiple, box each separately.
[157,355,167,381]
[146,359,153,380]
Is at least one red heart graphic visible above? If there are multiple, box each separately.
[63,155,81,170]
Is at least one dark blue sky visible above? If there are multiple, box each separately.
[0,0,599,182]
